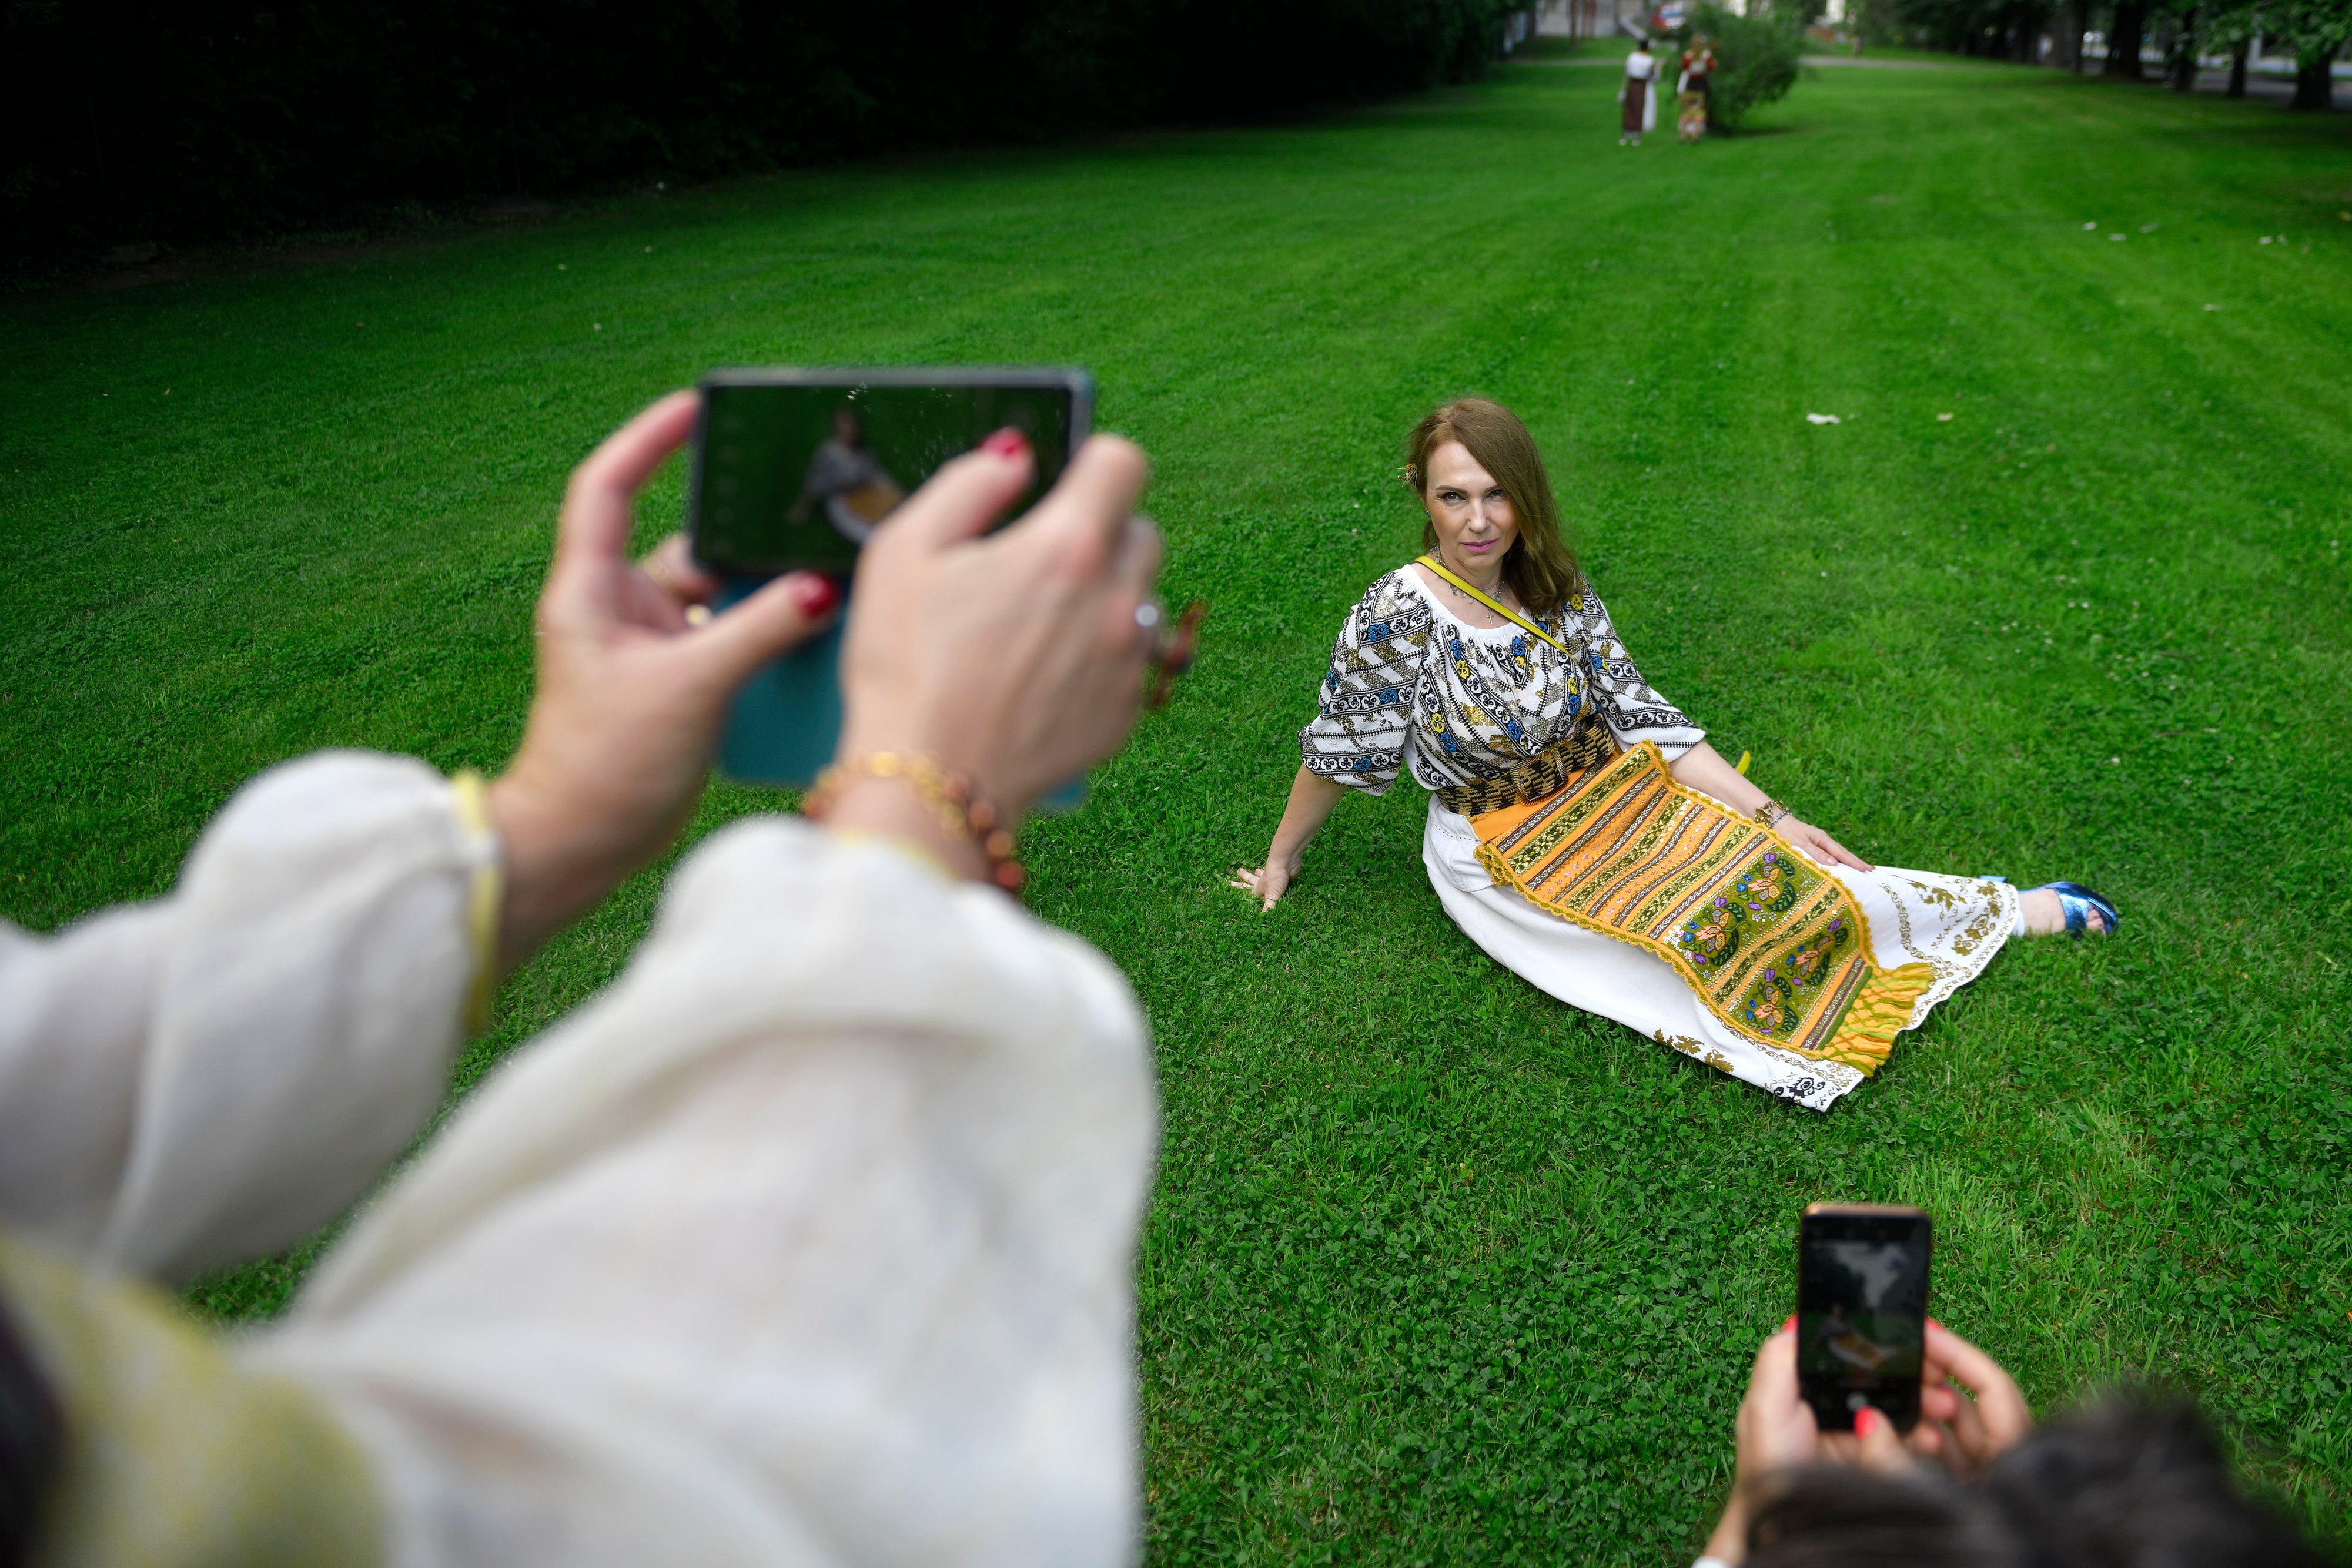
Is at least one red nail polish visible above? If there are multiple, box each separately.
[1782,1314,1798,1333]
[982,427,1029,459]
[789,574,839,615]
[1854,1408,1879,1438]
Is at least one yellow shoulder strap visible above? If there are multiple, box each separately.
[1413,555,1570,654]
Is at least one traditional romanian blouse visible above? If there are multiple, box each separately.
[1300,566,1705,795]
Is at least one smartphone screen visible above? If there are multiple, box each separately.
[687,367,1093,793]
[690,371,1086,577]
[1796,1205,1932,1433]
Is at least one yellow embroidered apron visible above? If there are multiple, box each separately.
[1460,740,1933,1074]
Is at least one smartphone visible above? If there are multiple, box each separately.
[1796,1203,1932,1433]
[687,367,1093,792]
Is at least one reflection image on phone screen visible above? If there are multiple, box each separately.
[687,368,1092,790]
[691,374,1083,577]
[1797,1204,1932,1433]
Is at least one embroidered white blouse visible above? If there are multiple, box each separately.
[1299,566,1705,795]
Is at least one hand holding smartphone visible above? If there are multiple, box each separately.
[688,368,1093,793]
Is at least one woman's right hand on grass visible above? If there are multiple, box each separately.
[1232,769,1346,911]
[1229,854,1303,910]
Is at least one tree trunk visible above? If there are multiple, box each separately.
[2227,36,2247,94]
[2105,1,2146,76]
[2072,0,2089,70]
[2171,8,2197,88]
[2290,47,2337,109]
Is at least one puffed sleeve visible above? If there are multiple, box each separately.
[0,751,496,1284]
[260,822,1157,1568]
[1577,585,1707,760]
[1297,571,1434,797]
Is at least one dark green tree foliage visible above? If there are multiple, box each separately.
[1893,0,2058,61]
[0,0,1518,267]
[2269,0,2351,106]
[1682,4,1802,129]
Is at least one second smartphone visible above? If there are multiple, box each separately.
[1796,1203,1932,1433]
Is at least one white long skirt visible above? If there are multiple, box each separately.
[1421,797,2019,1110]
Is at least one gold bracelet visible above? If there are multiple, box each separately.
[1752,798,1794,830]
[803,752,1025,895]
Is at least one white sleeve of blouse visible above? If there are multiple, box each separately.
[0,751,491,1284]
[1578,587,1708,760]
[260,820,1158,1568]
[1299,571,1433,798]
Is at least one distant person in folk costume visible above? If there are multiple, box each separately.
[1232,400,2120,1111]
[1678,35,1718,140]
[1619,38,1661,145]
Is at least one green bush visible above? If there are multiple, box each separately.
[1679,5,1803,131]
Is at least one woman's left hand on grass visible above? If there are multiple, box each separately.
[489,390,843,971]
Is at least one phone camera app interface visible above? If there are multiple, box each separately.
[696,382,1072,576]
[1799,1217,1929,1398]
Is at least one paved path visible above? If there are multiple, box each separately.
[1515,54,1949,67]
[1799,55,1950,67]
[1515,53,2341,106]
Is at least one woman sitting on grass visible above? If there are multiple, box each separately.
[1232,398,2116,1111]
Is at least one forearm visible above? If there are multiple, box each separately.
[1668,741,1772,817]
[1701,1497,1749,1564]
[485,766,653,973]
[1267,768,1347,867]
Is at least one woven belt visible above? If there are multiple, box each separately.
[1434,722,1617,815]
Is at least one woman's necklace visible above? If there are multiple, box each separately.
[1438,564,1518,615]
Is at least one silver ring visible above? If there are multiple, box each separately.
[1134,602,1163,631]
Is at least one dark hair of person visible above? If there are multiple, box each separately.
[1747,1396,2328,1568]
[1402,397,1582,619]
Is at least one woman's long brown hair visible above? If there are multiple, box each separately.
[1403,398,1582,619]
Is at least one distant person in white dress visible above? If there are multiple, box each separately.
[1620,38,1661,145]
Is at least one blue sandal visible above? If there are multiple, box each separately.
[1980,876,2120,937]
[2029,880,2120,938]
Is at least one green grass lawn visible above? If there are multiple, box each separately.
[5,46,2350,1564]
